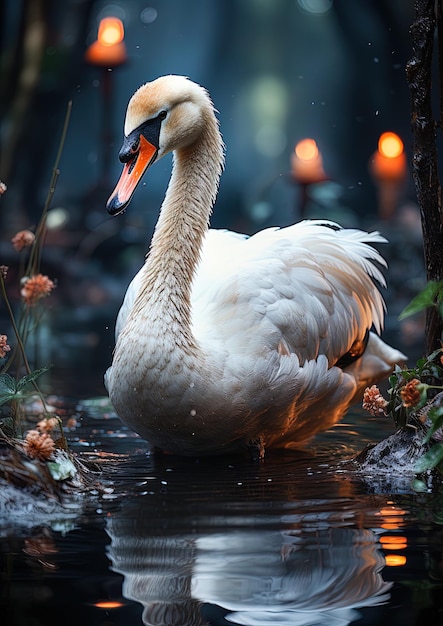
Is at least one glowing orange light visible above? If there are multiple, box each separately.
[379,506,408,516]
[370,131,406,182]
[291,138,327,184]
[94,601,124,609]
[379,535,408,550]
[378,132,404,158]
[98,17,124,46]
[381,521,405,530]
[378,506,408,530]
[384,554,407,567]
[85,17,127,67]
[295,138,319,161]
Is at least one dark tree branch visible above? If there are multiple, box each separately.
[406,0,443,353]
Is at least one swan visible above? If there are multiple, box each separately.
[105,75,406,458]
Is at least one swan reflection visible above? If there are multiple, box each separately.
[106,500,391,626]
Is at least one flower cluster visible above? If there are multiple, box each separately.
[22,411,63,461]
[36,416,59,432]
[363,378,426,420]
[0,334,11,359]
[23,429,55,461]
[399,378,422,408]
[362,385,388,417]
[361,349,443,440]
[21,274,55,306]
[11,230,35,252]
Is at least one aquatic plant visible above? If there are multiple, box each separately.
[363,282,443,481]
[0,103,71,464]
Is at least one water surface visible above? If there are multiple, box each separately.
[1,402,443,625]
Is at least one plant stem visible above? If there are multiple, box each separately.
[0,276,33,377]
[27,100,72,277]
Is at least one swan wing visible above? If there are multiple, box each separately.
[191,220,387,366]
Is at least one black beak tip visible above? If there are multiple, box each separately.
[107,194,129,216]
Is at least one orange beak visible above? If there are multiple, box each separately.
[107,135,158,215]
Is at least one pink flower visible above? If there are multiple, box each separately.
[23,429,55,461]
[400,378,422,408]
[37,417,59,432]
[362,385,388,417]
[21,274,55,306]
[0,181,6,195]
[0,334,11,359]
[11,230,35,252]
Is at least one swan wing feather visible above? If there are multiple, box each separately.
[191,220,387,366]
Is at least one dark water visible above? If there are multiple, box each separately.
[1,401,443,626]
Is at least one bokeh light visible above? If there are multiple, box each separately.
[378,131,404,159]
[98,17,124,46]
[295,138,319,161]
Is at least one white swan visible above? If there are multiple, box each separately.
[105,75,406,458]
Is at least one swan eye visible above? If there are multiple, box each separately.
[130,140,139,153]
[158,110,167,120]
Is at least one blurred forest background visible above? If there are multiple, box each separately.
[0,0,426,395]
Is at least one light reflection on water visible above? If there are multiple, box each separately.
[2,401,443,625]
[107,499,392,626]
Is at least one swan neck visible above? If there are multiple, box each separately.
[135,108,224,329]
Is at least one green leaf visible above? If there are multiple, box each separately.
[47,452,77,481]
[424,406,443,442]
[428,405,443,423]
[0,374,19,405]
[421,363,443,379]
[414,443,443,473]
[0,394,17,407]
[16,364,52,391]
[427,348,443,363]
[0,366,52,406]
[399,281,443,320]
[412,478,429,492]
[0,374,18,396]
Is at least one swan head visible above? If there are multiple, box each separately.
[107,75,214,216]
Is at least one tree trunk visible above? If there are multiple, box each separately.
[406,0,443,353]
